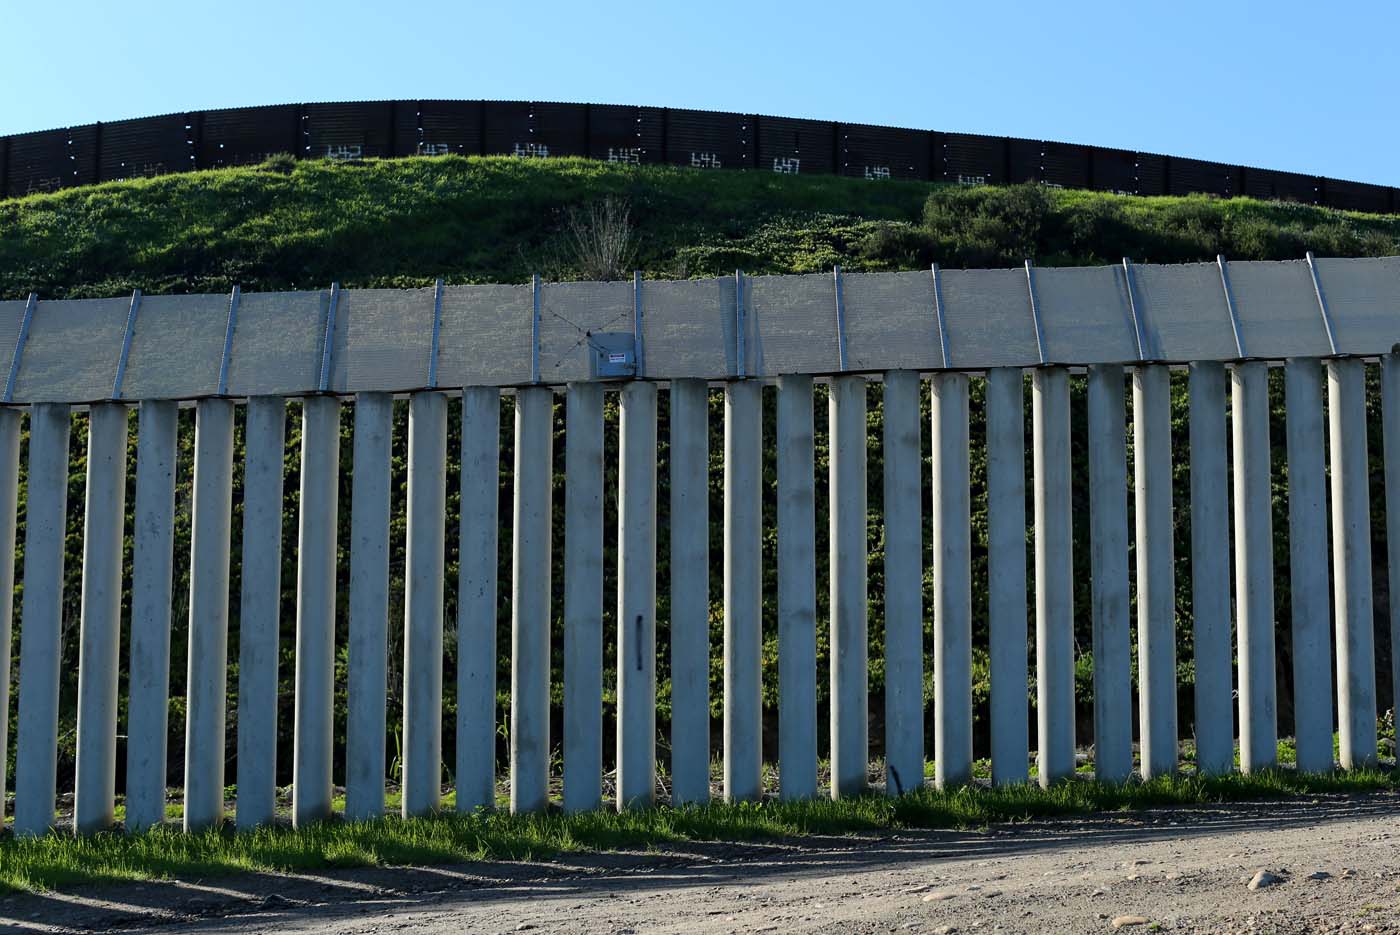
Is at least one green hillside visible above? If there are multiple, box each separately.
[1,156,1398,800]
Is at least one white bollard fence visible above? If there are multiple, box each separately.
[6,266,1400,836]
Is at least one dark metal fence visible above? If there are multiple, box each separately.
[2,99,1395,213]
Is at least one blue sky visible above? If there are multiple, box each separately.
[2,0,1394,185]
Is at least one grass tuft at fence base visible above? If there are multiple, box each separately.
[0,767,1393,894]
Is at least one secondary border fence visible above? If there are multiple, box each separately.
[0,254,1398,837]
[2,99,1397,213]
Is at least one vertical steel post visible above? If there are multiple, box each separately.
[931,372,971,788]
[616,381,658,809]
[1383,354,1400,750]
[0,411,19,826]
[1033,368,1075,786]
[723,380,762,801]
[882,370,923,795]
[777,374,817,800]
[986,368,1028,786]
[511,386,553,813]
[458,387,500,812]
[669,379,711,805]
[1133,364,1176,779]
[829,374,868,799]
[563,383,604,812]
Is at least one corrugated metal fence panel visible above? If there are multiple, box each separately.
[530,102,589,157]
[5,128,80,197]
[1244,167,1318,204]
[482,101,535,158]
[842,270,944,371]
[1007,138,1043,184]
[836,124,928,181]
[941,133,1005,186]
[755,116,833,176]
[99,114,192,182]
[1133,262,1237,361]
[435,284,534,387]
[1227,260,1331,359]
[1090,147,1139,195]
[1037,266,1137,364]
[13,298,128,403]
[749,273,837,375]
[307,101,395,160]
[1323,178,1391,214]
[939,268,1039,367]
[409,100,483,157]
[1040,142,1092,190]
[120,294,228,399]
[587,105,664,165]
[224,291,327,397]
[664,109,751,170]
[538,280,634,383]
[198,105,300,168]
[1311,256,1400,355]
[1168,157,1234,197]
[328,287,435,393]
[642,277,735,378]
[1132,153,1167,196]
[482,102,587,159]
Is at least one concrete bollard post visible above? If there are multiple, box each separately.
[511,386,554,814]
[986,368,1028,786]
[14,403,70,837]
[236,398,287,829]
[1033,368,1075,787]
[0,412,21,826]
[617,382,658,810]
[669,379,711,805]
[829,374,868,799]
[931,372,971,789]
[184,398,235,831]
[777,375,817,800]
[293,395,340,827]
[457,387,500,812]
[125,401,179,833]
[1383,354,1400,749]
[403,391,448,816]
[1133,364,1177,779]
[73,403,128,834]
[1328,359,1378,769]
[1283,360,1334,773]
[882,371,923,796]
[723,380,763,802]
[344,393,391,822]
[1232,361,1277,774]
[1086,365,1131,784]
[563,382,603,813]
[1188,362,1234,776]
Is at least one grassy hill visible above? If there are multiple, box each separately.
[4,154,1400,300]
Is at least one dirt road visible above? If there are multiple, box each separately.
[2,793,1397,935]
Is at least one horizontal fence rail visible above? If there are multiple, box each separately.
[2,100,1397,214]
[0,258,1398,836]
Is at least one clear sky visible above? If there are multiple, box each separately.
[2,0,1394,185]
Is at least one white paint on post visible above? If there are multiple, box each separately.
[73,403,128,834]
[14,403,70,837]
[0,411,21,826]
[403,391,448,816]
[1283,360,1334,774]
[931,372,971,789]
[1188,362,1234,776]
[1133,365,1177,779]
[985,368,1028,786]
[829,375,868,799]
[883,371,923,796]
[236,397,286,829]
[669,379,711,805]
[344,393,390,822]
[294,396,340,827]
[1232,361,1277,774]
[617,382,657,810]
[1086,365,1131,784]
[777,374,817,800]
[125,402,179,832]
[1033,367,1075,787]
[563,382,603,813]
[1328,358,1378,769]
[724,380,763,802]
[1384,354,1400,745]
[511,386,553,814]
[184,398,235,831]
[457,387,500,812]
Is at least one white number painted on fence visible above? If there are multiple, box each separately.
[326,145,363,160]
[773,157,801,175]
[608,148,642,165]
[957,174,987,186]
[513,142,550,158]
[418,143,450,157]
[25,176,61,194]
[864,166,891,180]
[690,152,722,169]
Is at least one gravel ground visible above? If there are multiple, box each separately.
[1,792,1397,935]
